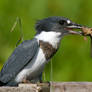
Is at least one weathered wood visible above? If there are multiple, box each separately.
[51,82,92,92]
[0,83,50,92]
[0,82,92,92]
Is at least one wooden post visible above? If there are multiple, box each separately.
[0,82,92,92]
[51,82,92,92]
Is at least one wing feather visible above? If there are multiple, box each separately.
[0,38,39,83]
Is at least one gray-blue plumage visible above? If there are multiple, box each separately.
[0,16,82,86]
[0,38,38,85]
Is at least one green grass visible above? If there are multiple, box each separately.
[0,0,92,82]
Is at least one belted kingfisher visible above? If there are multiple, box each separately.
[0,16,82,86]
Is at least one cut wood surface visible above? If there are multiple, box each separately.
[0,82,92,92]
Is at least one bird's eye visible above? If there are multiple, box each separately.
[59,20,66,25]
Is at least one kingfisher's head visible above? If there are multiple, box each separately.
[35,16,82,36]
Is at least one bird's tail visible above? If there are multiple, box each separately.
[0,81,5,86]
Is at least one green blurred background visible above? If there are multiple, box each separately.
[0,0,92,82]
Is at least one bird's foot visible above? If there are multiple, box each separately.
[22,79,31,84]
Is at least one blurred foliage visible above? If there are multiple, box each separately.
[0,0,92,82]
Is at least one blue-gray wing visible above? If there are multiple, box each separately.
[0,38,39,83]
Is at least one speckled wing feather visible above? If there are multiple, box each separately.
[0,38,39,84]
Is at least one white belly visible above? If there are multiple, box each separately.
[15,48,46,82]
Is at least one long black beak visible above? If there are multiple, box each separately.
[66,22,83,35]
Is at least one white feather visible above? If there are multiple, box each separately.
[67,20,71,24]
[35,31,61,49]
[15,48,46,82]
[15,31,62,82]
